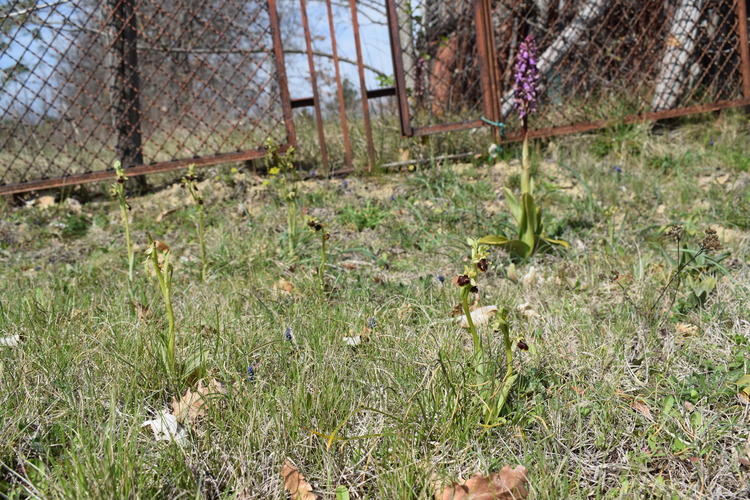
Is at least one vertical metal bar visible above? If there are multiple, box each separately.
[109,0,143,169]
[299,0,328,169]
[473,0,501,142]
[268,0,297,147]
[484,0,502,142]
[324,0,353,168]
[736,0,750,99]
[348,0,376,171]
[385,0,413,136]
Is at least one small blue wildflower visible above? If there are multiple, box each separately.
[390,195,396,202]
[342,179,348,189]
[613,165,622,174]
[437,274,445,283]
[285,327,293,342]
[368,317,376,329]
[708,140,714,147]
[310,170,316,177]
[247,365,255,382]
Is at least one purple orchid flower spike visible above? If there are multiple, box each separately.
[513,35,540,122]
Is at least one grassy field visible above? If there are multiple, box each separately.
[0,111,749,499]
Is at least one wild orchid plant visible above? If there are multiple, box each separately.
[307,218,330,291]
[485,36,568,260]
[181,165,208,281]
[263,140,299,256]
[145,233,176,376]
[454,237,523,424]
[109,161,135,281]
[145,233,207,383]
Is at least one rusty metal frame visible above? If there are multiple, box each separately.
[0,148,276,196]
[737,0,750,99]
[0,0,296,196]
[387,0,750,142]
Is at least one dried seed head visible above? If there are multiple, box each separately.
[701,228,721,252]
[666,225,684,240]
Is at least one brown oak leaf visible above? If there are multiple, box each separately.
[436,466,529,500]
[281,460,321,500]
[170,379,226,424]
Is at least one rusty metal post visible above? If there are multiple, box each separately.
[299,0,328,169]
[324,0,353,168]
[385,0,413,136]
[474,0,502,142]
[109,0,144,177]
[348,0,376,171]
[736,0,750,100]
[268,0,297,147]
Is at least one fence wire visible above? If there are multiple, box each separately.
[393,0,749,137]
[1,0,749,194]
[0,0,287,189]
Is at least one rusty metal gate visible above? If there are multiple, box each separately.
[1,0,749,196]
[389,0,750,141]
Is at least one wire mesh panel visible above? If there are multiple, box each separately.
[0,0,290,192]
[390,0,750,139]
[390,0,489,133]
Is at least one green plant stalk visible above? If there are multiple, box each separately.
[319,232,326,291]
[197,205,207,282]
[521,120,531,196]
[117,192,134,282]
[501,324,513,385]
[460,286,480,356]
[287,198,297,256]
[149,241,176,375]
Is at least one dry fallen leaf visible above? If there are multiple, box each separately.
[0,335,21,347]
[132,301,151,322]
[141,410,188,444]
[457,305,498,329]
[436,465,529,500]
[632,399,653,420]
[516,303,539,319]
[170,379,227,424]
[156,208,178,222]
[35,195,56,210]
[675,322,698,337]
[275,278,295,294]
[281,460,321,500]
[65,197,82,214]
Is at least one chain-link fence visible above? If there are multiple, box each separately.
[2,0,749,195]
[0,0,291,193]
[391,0,750,139]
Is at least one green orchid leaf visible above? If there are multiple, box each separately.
[521,194,537,252]
[478,235,510,245]
[335,486,351,500]
[503,187,522,224]
[541,236,570,248]
[502,239,532,259]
